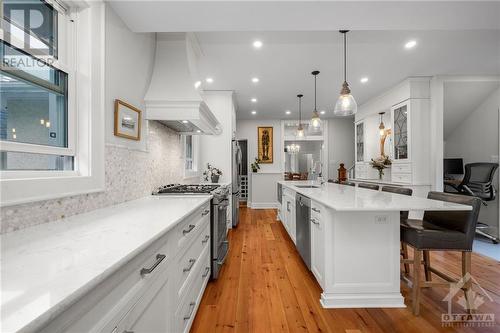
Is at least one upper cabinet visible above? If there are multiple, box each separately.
[391,101,410,161]
[355,121,365,162]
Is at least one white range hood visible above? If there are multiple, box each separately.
[144,33,222,135]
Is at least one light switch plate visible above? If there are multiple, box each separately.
[375,215,388,224]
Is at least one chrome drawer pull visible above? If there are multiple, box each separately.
[140,254,166,276]
[123,331,134,333]
[202,235,210,244]
[183,302,196,320]
[183,258,196,272]
[312,207,321,213]
[201,209,210,216]
[202,266,210,278]
[310,218,319,225]
[183,224,195,235]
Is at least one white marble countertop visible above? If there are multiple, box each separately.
[279,181,472,212]
[0,195,211,333]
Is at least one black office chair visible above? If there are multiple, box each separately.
[448,163,499,243]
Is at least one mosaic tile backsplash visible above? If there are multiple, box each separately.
[1,121,184,234]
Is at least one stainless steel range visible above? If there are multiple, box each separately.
[152,184,229,279]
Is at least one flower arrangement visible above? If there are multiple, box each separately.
[203,163,222,183]
[250,158,261,173]
[370,155,392,179]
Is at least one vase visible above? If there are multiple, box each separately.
[211,174,220,183]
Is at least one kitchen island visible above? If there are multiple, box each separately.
[278,181,471,308]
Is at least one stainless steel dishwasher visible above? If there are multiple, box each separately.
[296,193,311,269]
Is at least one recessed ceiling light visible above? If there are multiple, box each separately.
[405,40,417,49]
[182,120,189,124]
[251,77,259,83]
[285,110,291,115]
[251,98,257,103]
[205,77,214,83]
[194,81,201,89]
[251,110,257,115]
[360,77,369,83]
[253,40,263,49]
[196,130,201,133]
[320,110,326,115]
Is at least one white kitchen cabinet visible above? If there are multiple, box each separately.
[390,98,430,185]
[310,201,325,288]
[281,189,297,244]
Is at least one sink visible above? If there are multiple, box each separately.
[295,185,320,188]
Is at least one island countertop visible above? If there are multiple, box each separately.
[279,181,472,212]
[0,195,211,333]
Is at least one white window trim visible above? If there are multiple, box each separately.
[183,134,200,180]
[0,1,105,206]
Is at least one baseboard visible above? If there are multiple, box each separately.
[249,202,279,209]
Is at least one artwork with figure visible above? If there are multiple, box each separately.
[258,127,273,163]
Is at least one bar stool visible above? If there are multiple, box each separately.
[358,183,379,190]
[381,186,413,274]
[400,192,481,315]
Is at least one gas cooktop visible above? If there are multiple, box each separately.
[153,184,220,195]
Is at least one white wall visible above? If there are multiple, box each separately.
[445,87,500,234]
[236,119,283,172]
[327,118,355,180]
[199,91,235,184]
[105,6,156,151]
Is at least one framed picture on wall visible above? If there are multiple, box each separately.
[257,126,273,163]
[114,99,142,140]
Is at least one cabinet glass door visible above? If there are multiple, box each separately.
[355,122,364,162]
[393,105,408,160]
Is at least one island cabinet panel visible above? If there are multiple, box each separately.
[40,204,211,333]
[321,210,404,308]
[310,201,326,288]
[282,188,297,244]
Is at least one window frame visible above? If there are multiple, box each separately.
[0,1,105,206]
[1,0,76,172]
[183,134,200,179]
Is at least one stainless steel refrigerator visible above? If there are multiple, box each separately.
[231,140,242,227]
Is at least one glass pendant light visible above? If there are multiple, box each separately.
[378,112,385,136]
[296,94,305,138]
[310,70,322,131]
[334,30,357,116]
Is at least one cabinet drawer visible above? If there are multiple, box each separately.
[172,202,210,251]
[311,201,324,221]
[392,172,412,184]
[392,163,412,174]
[174,221,210,301]
[174,249,210,333]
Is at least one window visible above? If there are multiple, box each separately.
[0,1,106,206]
[183,135,199,178]
[1,0,73,171]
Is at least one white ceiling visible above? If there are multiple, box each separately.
[443,81,500,139]
[108,1,500,120]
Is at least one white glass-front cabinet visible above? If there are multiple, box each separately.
[355,121,365,163]
[391,101,410,161]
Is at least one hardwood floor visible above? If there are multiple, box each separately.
[191,208,500,333]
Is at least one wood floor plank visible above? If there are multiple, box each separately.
[191,207,500,333]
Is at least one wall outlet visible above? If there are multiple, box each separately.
[375,215,388,224]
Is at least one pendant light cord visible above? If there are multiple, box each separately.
[343,32,347,82]
[314,75,317,112]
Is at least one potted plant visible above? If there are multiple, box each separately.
[370,155,392,180]
[203,163,222,183]
[250,158,261,173]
